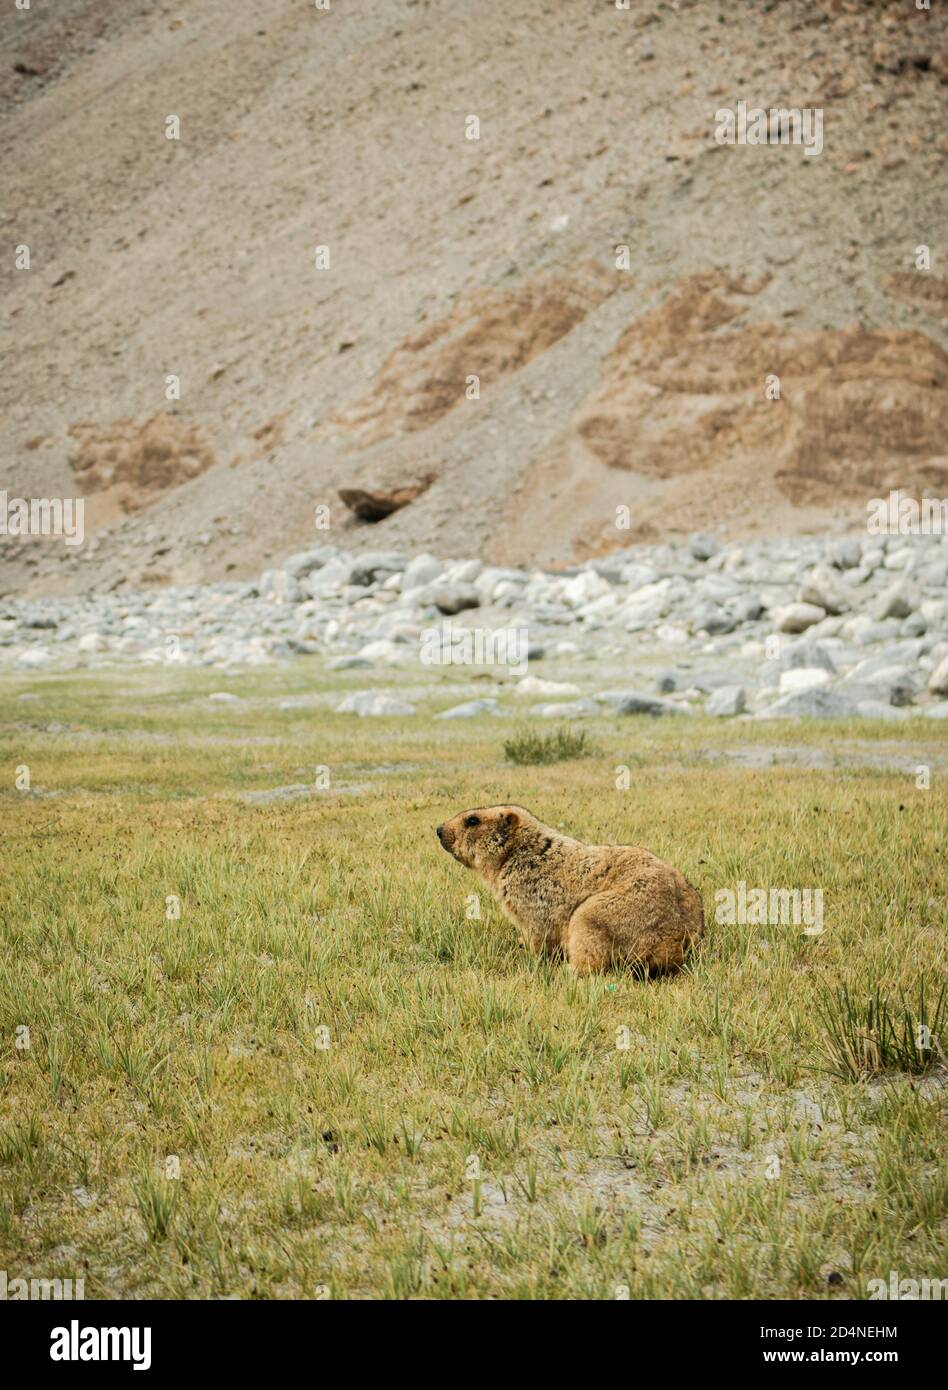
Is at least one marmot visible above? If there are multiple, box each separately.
[436,805,703,975]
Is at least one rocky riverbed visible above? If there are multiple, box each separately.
[4,532,948,721]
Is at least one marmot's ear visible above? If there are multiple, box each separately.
[499,810,520,840]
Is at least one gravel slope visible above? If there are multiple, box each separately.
[2,0,946,596]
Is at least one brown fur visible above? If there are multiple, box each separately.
[436,805,703,976]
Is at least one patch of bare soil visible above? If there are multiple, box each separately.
[326,263,615,448]
[496,263,948,564]
[882,272,948,317]
[67,415,217,515]
[573,269,948,505]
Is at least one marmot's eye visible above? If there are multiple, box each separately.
[464,815,480,828]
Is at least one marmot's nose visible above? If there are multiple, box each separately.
[436,824,445,843]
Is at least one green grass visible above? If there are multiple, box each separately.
[0,665,945,1299]
[815,980,947,1082]
[503,724,592,765]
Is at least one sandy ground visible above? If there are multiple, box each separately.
[2,0,946,596]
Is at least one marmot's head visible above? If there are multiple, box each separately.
[436,805,533,873]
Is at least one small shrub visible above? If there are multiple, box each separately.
[815,979,947,1081]
[134,1172,179,1242]
[0,1117,42,1169]
[503,725,591,766]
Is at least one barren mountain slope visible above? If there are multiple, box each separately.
[2,0,946,595]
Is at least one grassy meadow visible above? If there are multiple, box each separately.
[0,663,946,1299]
